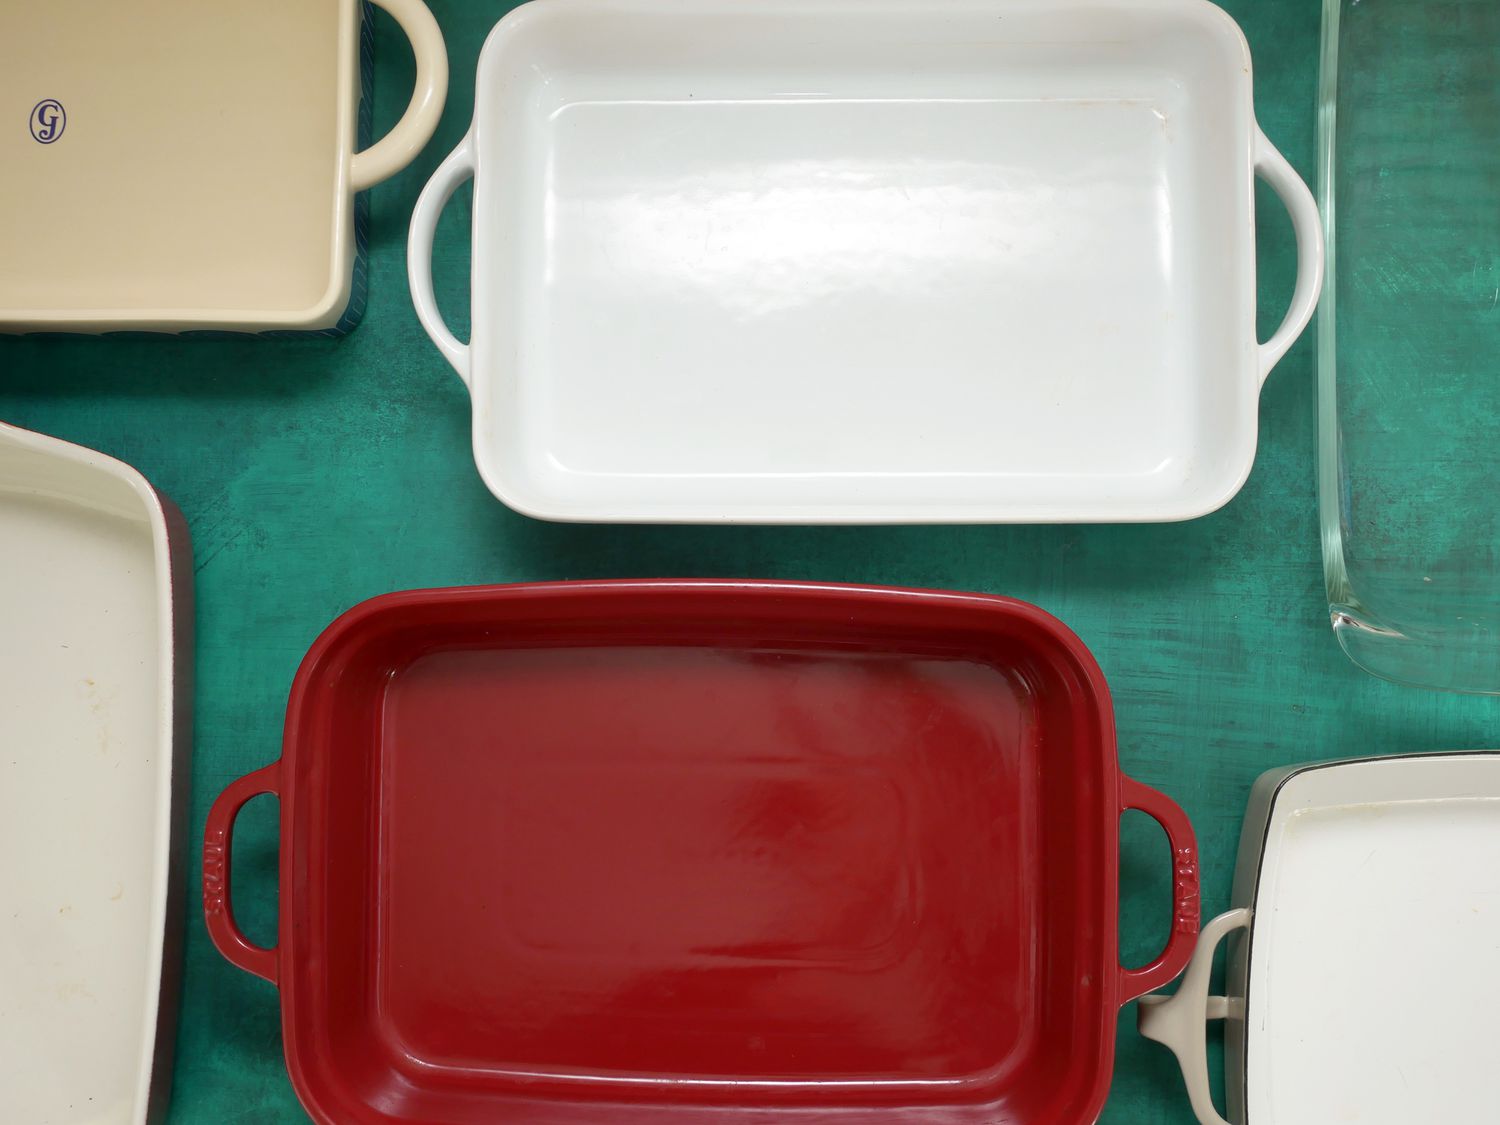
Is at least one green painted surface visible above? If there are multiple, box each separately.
[2,1,1495,1121]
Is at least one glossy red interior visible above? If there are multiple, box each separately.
[274,582,1137,1123]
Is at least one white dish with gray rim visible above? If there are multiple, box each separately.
[1140,752,1500,1125]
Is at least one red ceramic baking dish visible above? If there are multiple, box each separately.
[204,581,1199,1124]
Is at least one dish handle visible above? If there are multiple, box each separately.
[203,762,282,986]
[408,132,476,384]
[1254,126,1325,385]
[1117,777,1201,1002]
[350,0,449,192]
[1137,908,1253,1125]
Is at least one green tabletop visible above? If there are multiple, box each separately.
[4,1,1495,1121]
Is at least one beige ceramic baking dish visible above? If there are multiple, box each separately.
[0,0,446,334]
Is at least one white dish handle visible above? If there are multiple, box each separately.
[350,0,449,191]
[1254,127,1325,385]
[408,132,475,384]
[1137,907,1253,1125]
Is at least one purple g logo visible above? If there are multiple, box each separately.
[29,99,65,144]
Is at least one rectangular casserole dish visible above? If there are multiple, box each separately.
[0,0,445,334]
[1317,0,1500,690]
[410,0,1322,523]
[1140,752,1500,1125]
[0,421,193,1124]
[204,580,1199,1124]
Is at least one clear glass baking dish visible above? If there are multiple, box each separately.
[1318,0,1500,691]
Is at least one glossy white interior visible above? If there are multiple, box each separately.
[464,0,1263,522]
[0,424,178,1124]
[1246,756,1500,1125]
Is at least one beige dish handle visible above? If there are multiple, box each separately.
[349,0,449,192]
[408,131,475,384]
[1255,127,1325,385]
[1137,908,1253,1125]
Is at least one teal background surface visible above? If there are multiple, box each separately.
[3,1,1495,1121]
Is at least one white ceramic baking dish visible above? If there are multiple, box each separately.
[1,0,446,335]
[0,422,192,1123]
[410,0,1322,523]
[1139,752,1500,1125]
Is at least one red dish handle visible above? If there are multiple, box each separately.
[203,762,281,986]
[1117,775,1201,1005]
